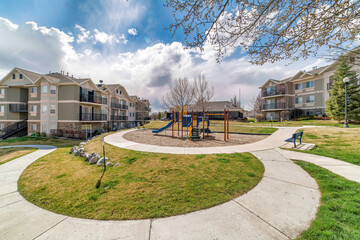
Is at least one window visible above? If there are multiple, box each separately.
[30,124,37,131]
[30,105,37,113]
[295,97,303,104]
[0,89,4,95]
[306,95,315,103]
[42,85,48,94]
[306,81,314,88]
[0,105,4,112]
[42,105,47,113]
[295,83,303,90]
[30,87,37,93]
[116,89,119,94]
[120,90,122,94]
[19,74,23,79]
[12,74,15,79]
[50,105,56,114]
[0,123,4,130]
[50,85,56,95]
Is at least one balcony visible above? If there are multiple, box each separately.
[80,113,107,121]
[145,107,151,112]
[80,94,104,104]
[263,103,286,110]
[262,89,286,97]
[9,104,28,113]
[110,115,128,121]
[111,102,128,110]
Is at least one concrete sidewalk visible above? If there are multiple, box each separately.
[277,148,360,183]
[105,127,301,154]
[0,145,321,239]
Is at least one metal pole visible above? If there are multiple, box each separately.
[172,110,174,137]
[344,82,349,128]
[181,109,183,138]
[224,109,226,141]
[227,109,230,140]
[207,110,209,137]
[203,109,205,139]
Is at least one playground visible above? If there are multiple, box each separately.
[123,129,266,147]
[127,108,269,147]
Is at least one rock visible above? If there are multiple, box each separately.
[106,162,111,166]
[74,151,81,157]
[70,146,78,154]
[114,163,120,167]
[84,153,90,160]
[97,157,109,166]
[79,142,86,147]
[80,151,87,157]
[88,152,100,164]
[78,147,85,153]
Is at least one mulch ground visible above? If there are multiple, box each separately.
[123,129,267,147]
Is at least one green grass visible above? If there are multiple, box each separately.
[253,119,360,128]
[18,134,264,220]
[296,161,360,239]
[0,135,81,148]
[0,147,37,165]
[298,127,360,166]
[144,120,277,134]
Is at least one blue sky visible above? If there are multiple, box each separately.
[0,0,328,111]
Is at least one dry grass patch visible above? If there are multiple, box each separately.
[18,134,264,220]
[0,148,36,165]
[300,127,360,165]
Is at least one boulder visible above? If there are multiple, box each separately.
[88,152,100,164]
[78,147,85,153]
[74,151,81,157]
[84,153,90,160]
[79,142,86,147]
[97,157,109,166]
[70,146,78,154]
[80,151,87,158]
[114,163,120,167]
[106,162,111,166]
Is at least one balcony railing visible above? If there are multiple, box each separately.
[111,102,128,110]
[9,104,28,112]
[262,89,286,97]
[110,115,128,121]
[80,94,105,104]
[263,103,286,110]
[80,113,107,121]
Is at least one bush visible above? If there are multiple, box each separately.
[247,119,255,123]
[255,114,264,122]
[41,132,47,137]
[31,132,40,137]
[295,115,315,121]
[280,111,290,121]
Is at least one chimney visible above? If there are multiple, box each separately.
[312,66,318,70]
[66,72,69,76]
[71,75,73,78]
[49,71,51,74]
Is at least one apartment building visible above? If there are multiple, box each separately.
[130,96,151,123]
[0,67,151,139]
[260,53,360,121]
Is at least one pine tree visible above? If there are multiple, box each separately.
[325,61,360,122]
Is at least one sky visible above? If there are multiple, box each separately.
[0,0,331,111]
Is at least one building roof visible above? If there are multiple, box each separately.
[187,101,243,112]
[15,67,43,83]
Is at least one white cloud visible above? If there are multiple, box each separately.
[128,28,137,36]
[75,24,91,43]
[0,17,327,112]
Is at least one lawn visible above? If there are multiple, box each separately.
[144,120,277,134]
[298,127,360,166]
[296,161,360,239]
[0,135,81,148]
[253,119,360,128]
[0,147,37,165]
[18,134,264,220]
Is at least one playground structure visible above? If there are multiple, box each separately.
[152,107,230,141]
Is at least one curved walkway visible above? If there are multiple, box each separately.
[105,127,301,154]
[1,129,359,239]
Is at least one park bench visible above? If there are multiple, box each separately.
[285,131,303,147]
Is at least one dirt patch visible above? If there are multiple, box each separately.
[123,129,268,147]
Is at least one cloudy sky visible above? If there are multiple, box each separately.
[0,0,330,111]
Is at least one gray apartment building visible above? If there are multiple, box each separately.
[260,53,360,120]
[0,67,151,139]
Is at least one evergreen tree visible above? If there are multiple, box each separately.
[157,112,162,120]
[325,61,360,122]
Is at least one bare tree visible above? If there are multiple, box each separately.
[164,0,360,64]
[230,95,240,107]
[252,92,263,114]
[162,77,194,111]
[193,74,215,111]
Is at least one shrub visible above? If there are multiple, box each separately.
[41,132,47,137]
[248,119,255,123]
[255,114,264,122]
[280,111,290,121]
